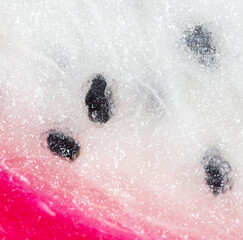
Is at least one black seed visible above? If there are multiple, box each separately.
[85,74,113,124]
[47,130,80,161]
[184,25,217,66]
[205,161,228,195]
[202,150,232,196]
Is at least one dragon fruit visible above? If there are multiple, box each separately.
[0,0,242,239]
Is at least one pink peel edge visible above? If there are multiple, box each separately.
[0,157,194,240]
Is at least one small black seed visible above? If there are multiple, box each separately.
[202,149,232,196]
[47,130,80,161]
[85,74,113,124]
[184,25,217,66]
[205,160,228,195]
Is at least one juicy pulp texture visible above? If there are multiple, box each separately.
[0,0,243,239]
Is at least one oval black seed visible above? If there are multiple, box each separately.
[204,161,229,195]
[85,74,113,124]
[184,25,217,66]
[46,130,80,161]
[202,150,232,196]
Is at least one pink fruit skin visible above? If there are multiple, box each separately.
[0,168,135,240]
[0,158,195,240]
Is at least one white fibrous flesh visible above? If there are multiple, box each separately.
[0,1,242,239]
